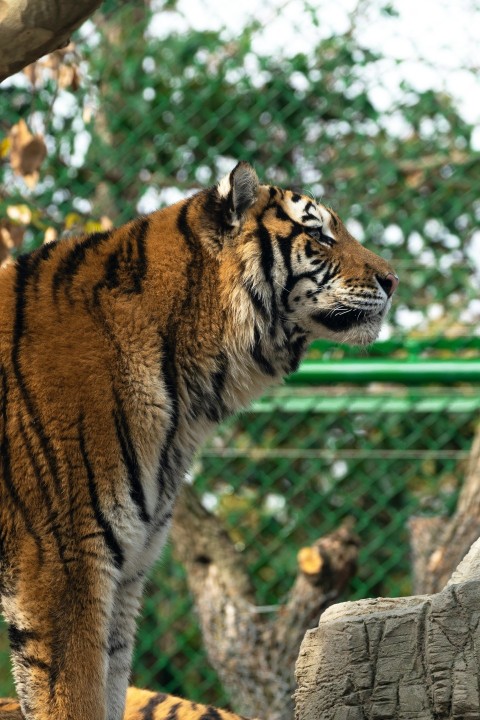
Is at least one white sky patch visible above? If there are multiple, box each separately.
[346,218,364,242]
[471,127,480,152]
[383,224,404,247]
[467,230,480,275]
[395,307,425,330]
[148,0,480,124]
[70,130,92,168]
[137,185,193,214]
[264,493,286,515]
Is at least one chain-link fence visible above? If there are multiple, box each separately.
[1,0,480,707]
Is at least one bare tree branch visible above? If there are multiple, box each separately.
[409,423,480,594]
[171,484,359,720]
[0,0,102,82]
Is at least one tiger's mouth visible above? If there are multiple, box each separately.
[311,304,383,333]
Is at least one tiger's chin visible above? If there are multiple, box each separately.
[310,306,387,346]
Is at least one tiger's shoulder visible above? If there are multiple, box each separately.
[0,688,257,720]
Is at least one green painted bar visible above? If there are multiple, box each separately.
[286,360,480,386]
[251,395,480,414]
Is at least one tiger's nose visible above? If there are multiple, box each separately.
[376,272,399,298]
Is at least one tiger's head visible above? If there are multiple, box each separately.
[203,161,397,349]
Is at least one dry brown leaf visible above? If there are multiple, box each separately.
[0,221,25,265]
[58,64,80,91]
[23,63,37,86]
[297,546,324,576]
[100,216,114,231]
[9,119,47,188]
[405,170,425,189]
[7,204,31,224]
[44,227,58,244]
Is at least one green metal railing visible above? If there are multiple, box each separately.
[288,359,480,385]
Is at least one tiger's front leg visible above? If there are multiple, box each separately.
[105,515,174,720]
[2,544,117,720]
[105,576,145,720]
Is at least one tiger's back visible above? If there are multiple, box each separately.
[0,689,253,720]
[0,161,397,720]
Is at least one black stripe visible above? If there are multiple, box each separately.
[113,392,150,523]
[92,220,149,306]
[11,255,63,496]
[258,219,282,335]
[18,415,69,568]
[251,326,275,376]
[321,261,341,286]
[51,230,111,303]
[243,281,270,320]
[131,218,149,293]
[311,306,369,332]
[157,331,180,498]
[107,639,129,657]
[329,211,339,230]
[156,200,202,499]
[257,222,274,286]
[8,625,38,653]
[141,694,168,720]
[78,414,124,569]
[204,353,228,422]
[287,334,307,373]
[145,510,173,547]
[0,368,45,560]
[200,707,224,720]
[14,654,50,673]
[165,702,181,720]
[304,239,315,258]
[275,204,290,222]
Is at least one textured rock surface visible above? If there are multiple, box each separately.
[295,539,480,720]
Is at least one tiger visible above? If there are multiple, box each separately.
[0,688,252,720]
[0,161,398,720]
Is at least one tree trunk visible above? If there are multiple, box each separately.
[295,536,480,720]
[171,484,359,720]
[409,424,480,594]
[0,0,102,82]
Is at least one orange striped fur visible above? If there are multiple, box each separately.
[0,162,396,720]
[0,688,253,720]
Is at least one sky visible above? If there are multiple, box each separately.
[149,0,480,131]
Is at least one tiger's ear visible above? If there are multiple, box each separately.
[217,162,259,228]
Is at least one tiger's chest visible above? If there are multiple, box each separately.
[104,376,205,576]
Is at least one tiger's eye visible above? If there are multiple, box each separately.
[307,229,322,241]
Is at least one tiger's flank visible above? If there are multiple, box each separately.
[0,162,397,720]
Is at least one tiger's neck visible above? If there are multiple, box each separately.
[143,200,303,426]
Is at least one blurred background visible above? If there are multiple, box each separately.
[1,0,480,707]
